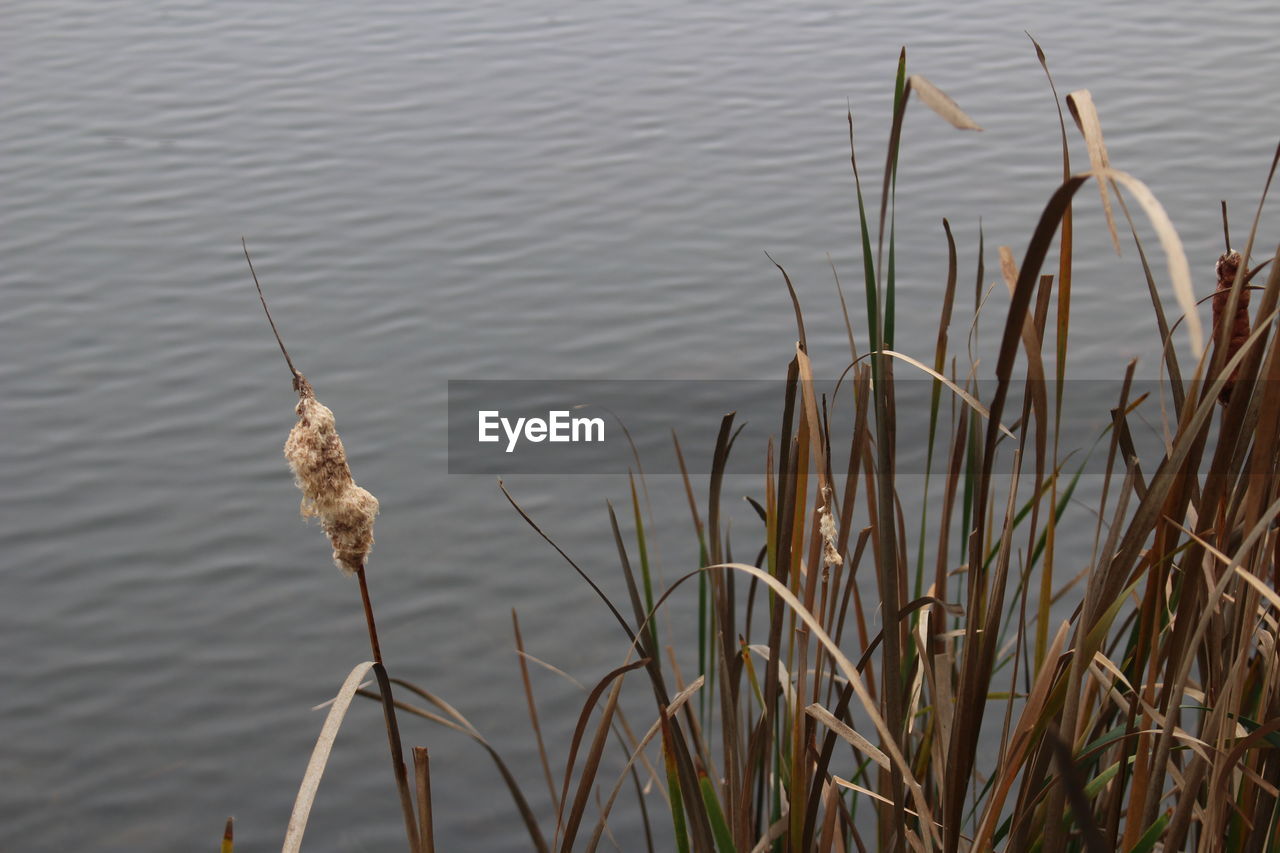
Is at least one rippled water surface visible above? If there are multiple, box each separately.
[5,2,1280,849]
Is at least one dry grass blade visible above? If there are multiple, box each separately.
[1065,90,1120,254]
[1234,563,1280,613]
[996,246,1049,472]
[831,253,861,364]
[879,349,1015,439]
[558,661,647,852]
[500,480,637,645]
[514,610,560,814]
[767,251,808,352]
[283,661,377,853]
[830,777,933,825]
[1093,167,1202,356]
[748,817,791,853]
[981,175,1087,475]
[805,703,890,770]
[906,74,983,130]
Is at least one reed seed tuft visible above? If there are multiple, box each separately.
[819,489,841,568]
[1212,249,1250,404]
[283,375,379,575]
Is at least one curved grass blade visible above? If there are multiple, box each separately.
[907,74,983,130]
[878,349,1015,439]
[558,659,649,852]
[283,661,378,853]
[513,610,560,814]
[1065,90,1121,254]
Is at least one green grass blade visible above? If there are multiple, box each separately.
[699,773,737,853]
[1128,813,1170,853]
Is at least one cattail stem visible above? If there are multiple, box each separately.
[356,570,420,852]
[355,565,420,852]
[356,565,384,664]
[372,662,423,853]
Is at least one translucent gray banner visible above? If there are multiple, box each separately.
[447,379,1212,475]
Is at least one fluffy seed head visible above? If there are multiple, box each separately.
[818,489,841,568]
[1212,250,1250,405]
[283,379,379,575]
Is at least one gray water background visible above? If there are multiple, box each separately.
[5,1,1280,849]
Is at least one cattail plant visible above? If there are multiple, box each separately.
[243,241,427,853]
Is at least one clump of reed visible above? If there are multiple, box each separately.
[483,44,1280,852]
[247,41,1280,853]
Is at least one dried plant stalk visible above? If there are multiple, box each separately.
[244,241,419,852]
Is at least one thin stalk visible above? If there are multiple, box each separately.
[358,565,422,853]
[357,566,384,664]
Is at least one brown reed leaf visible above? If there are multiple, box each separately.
[1066,89,1121,254]
[907,73,983,131]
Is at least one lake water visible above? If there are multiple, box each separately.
[5,1,1280,849]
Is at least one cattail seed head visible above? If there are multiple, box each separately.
[1212,250,1250,405]
[283,378,379,575]
[818,488,841,568]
